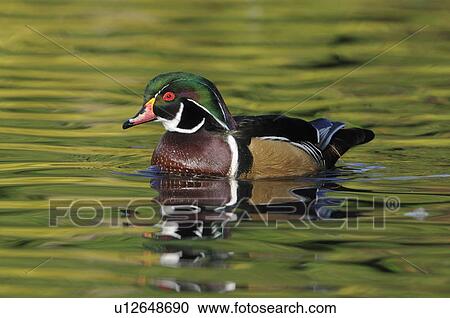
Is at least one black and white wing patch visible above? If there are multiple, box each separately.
[293,141,326,168]
[233,115,345,169]
[309,118,345,150]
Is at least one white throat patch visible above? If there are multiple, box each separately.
[158,102,205,134]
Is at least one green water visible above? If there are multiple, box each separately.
[0,0,449,297]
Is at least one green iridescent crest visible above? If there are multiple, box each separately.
[143,72,234,129]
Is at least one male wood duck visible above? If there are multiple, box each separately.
[123,72,374,179]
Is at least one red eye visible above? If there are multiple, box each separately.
[162,91,176,102]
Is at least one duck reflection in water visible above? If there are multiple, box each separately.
[148,176,353,241]
[142,175,360,293]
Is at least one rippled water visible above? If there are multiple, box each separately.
[0,0,449,296]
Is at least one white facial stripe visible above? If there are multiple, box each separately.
[158,102,206,134]
[171,118,205,134]
[193,80,228,123]
[158,101,184,131]
[152,82,229,132]
[145,83,172,120]
[154,83,170,99]
[187,98,230,130]
[165,78,228,125]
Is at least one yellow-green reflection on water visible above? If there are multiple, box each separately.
[0,0,449,296]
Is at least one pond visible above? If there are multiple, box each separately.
[0,0,449,296]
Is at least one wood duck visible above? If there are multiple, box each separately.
[123,72,374,179]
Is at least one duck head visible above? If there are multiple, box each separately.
[123,72,236,133]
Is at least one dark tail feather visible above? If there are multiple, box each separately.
[322,128,375,168]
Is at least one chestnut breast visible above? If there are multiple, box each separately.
[151,129,232,176]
